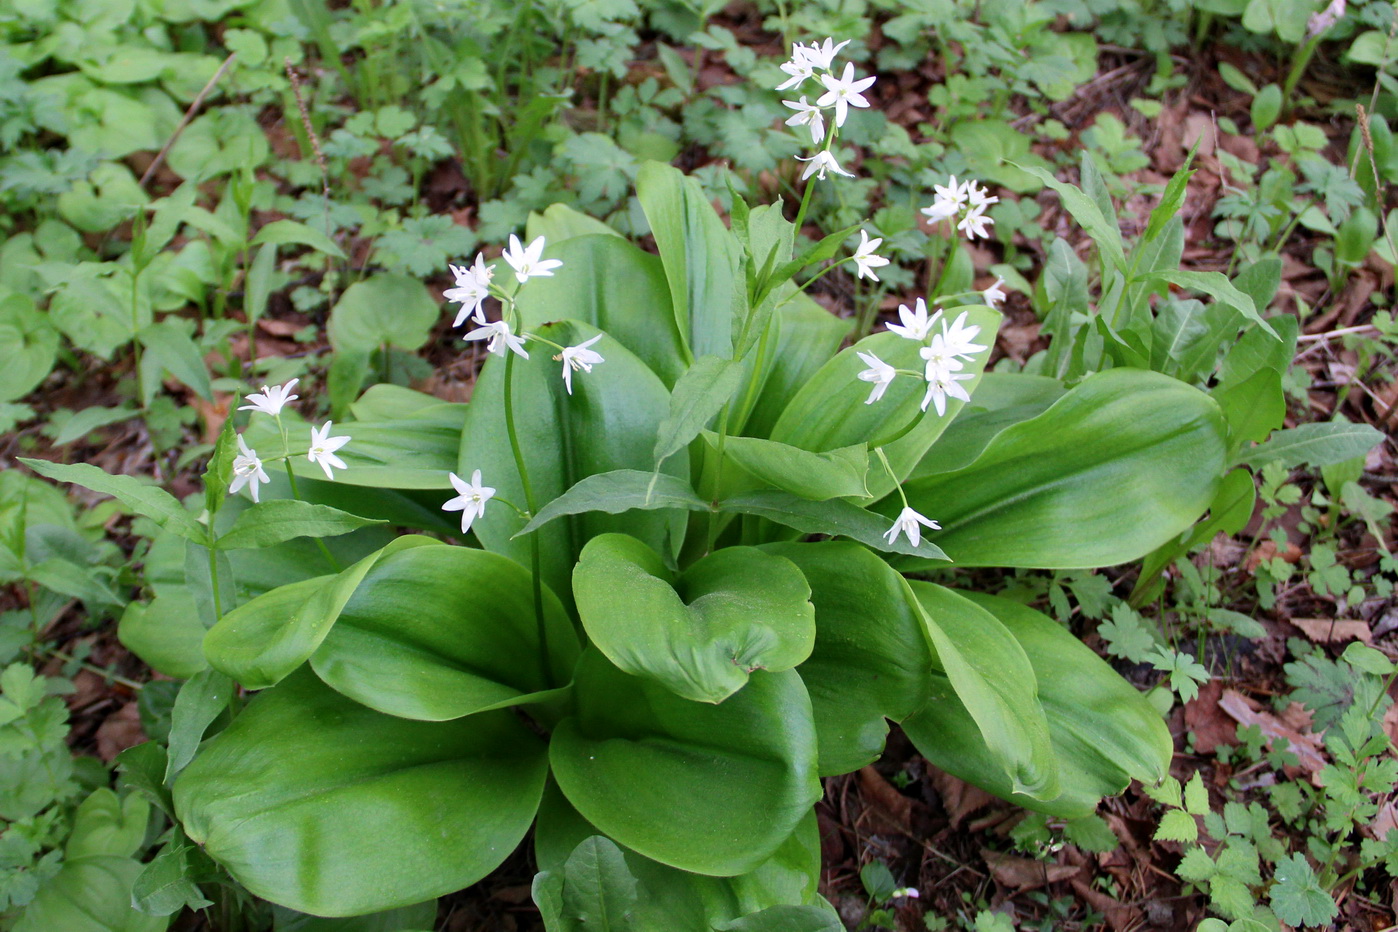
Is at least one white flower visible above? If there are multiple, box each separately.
[775,45,816,91]
[891,888,920,900]
[307,421,350,480]
[933,175,969,210]
[557,333,605,395]
[801,37,850,71]
[965,180,999,208]
[919,199,958,223]
[982,276,1007,309]
[816,61,876,128]
[502,234,563,284]
[464,319,530,360]
[883,505,941,549]
[855,350,897,404]
[238,378,299,417]
[940,310,988,358]
[442,469,494,535]
[921,367,974,416]
[886,297,939,341]
[445,256,491,327]
[229,435,270,503]
[919,335,966,381]
[796,150,855,181]
[958,203,994,240]
[782,96,826,145]
[850,230,890,281]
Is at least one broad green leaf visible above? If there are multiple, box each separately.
[1236,420,1385,470]
[269,900,439,931]
[561,837,639,931]
[519,470,708,537]
[216,500,387,550]
[1013,163,1125,270]
[907,584,1057,798]
[65,789,149,860]
[245,243,276,325]
[173,669,548,917]
[1214,366,1284,455]
[119,592,207,679]
[20,459,203,542]
[573,534,815,704]
[769,314,999,501]
[1269,853,1337,927]
[461,321,686,606]
[310,545,579,720]
[898,368,1227,568]
[551,649,820,876]
[704,433,869,501]
[136,319,214,401]
[131,841,213,916]
[904,592,1172,818]
[163,669,232,782]
[718,490,948,561]
[654,356,744,466]
[13,857,166,932]
[202,536,440,689]
[637,160,740,360]
[1216,314,1298,395]
[766,542,935,775]
[250,219,345,259]
[716,906,843,931]
[527,203,624,242]
[51,405,139,446]
[741,293,849,439]
[1149,270,1276,338]
[1131,467,1256,606]
[0,293,59,403]
[328,274,437,354]
[912,374,1065,478]
[515,234,686,387]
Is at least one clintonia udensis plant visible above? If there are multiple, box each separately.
[22,39,1241,929]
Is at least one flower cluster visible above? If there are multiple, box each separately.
[920,175,999,241]
[777,38,875,182]
[856,301,988,416]
[444,235,607,396]
[229,378,350,503]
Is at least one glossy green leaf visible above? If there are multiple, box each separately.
[716,907,843,931]
[461,321,685,605]
[899,368,1227,568]
[1150,270,1276,338]
[203,536,441,689]
[20,459,203,542]
[1131,467,1256,606]
[654,356,744,467]
[904,592,1171,818]
[551,649,820,876]
[164,668,232,781]
[574,534,814,704]
[560,836,640,931]
[131,841,214,916]
[1216,314,1297,393]
[173,669,548,917]
[13,856,167,932]
[515,234,686,387]
[1013,163,1125,270]
[704,433,869,501]
[328,274,438,354]
[137,319,213,401]
[65,789,149,860]
[216,500,387,550]
[769,313,999,501]
[1213,366,1284,455]
[250,219,345,259]
[741,294,849,439]
[518,470,709,537]
[637,160,740,360]
[765,542,935,775]
[908,583,1057,798]
[911,373,1065,478]
[717,490,948,562]
[310,545,579,720]
[270,900,438,931]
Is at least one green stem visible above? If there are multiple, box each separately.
[705,404,732,555]
[35,646,144,692]
[207,539,224,620]
[503,351,551,688]
[1282,35,1323,107]
[874,446,909,509]
[278,420,342,572]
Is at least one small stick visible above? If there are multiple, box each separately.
[285,58,332,239]
[1296,324,1380,342]
[139,53,236,188]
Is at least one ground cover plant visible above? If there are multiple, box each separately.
[1,0,1397,929]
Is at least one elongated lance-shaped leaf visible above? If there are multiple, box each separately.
[895,368,1227,569]
[718,490,949,562]
[1236,420,1385,470]
[1012,163,1126,271]
[702,433,870,502]
[20,458,204,542]
[215,500,386,550]
[517,469,709,537]
[653,355,744,468]
[1148,269,1276,338]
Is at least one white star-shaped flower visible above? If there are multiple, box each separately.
[229,435,270,503]
[934,175,969,209]
[464,319,530,360]
[816,61,876,128]
[958,203,994,240]
[306,421,350,480]
[850,230,890,281]
[782,96,826,145]
[445,256,491,327]
[920,198,958,223]
[883,505,941,549]
[238,378,299,417]
[855,350,897,404]
[921,367,974,416]
[775,45,816,91]
[796,150,855,181]
[940,310,988,358]
[442,469,494,535]
[965,181,999,208]
[886,297,940,341]
[557,333,605,395]
[801,37,851,72]
[919,335,966,382]
[982,276,1007,309]
[502,234,562,284]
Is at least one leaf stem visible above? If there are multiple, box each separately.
[503,351,551,688]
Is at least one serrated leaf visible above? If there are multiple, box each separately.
[1177,846,1218,883]
[1237,420,1385,470]
[1154,809,1199,843]
[1184,772,1209,815]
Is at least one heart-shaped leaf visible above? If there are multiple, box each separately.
[573,534,815,704]
[173,669,548,917]
[550,649,820,876]
[310,544,578,720]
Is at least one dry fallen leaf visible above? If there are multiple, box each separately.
[926,766,997,829]
[95,703,146,762]
[1218,690,1326,782]
[982,849,1079,891]
[1291,617,1373,644]
[1185,679,1238,754]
